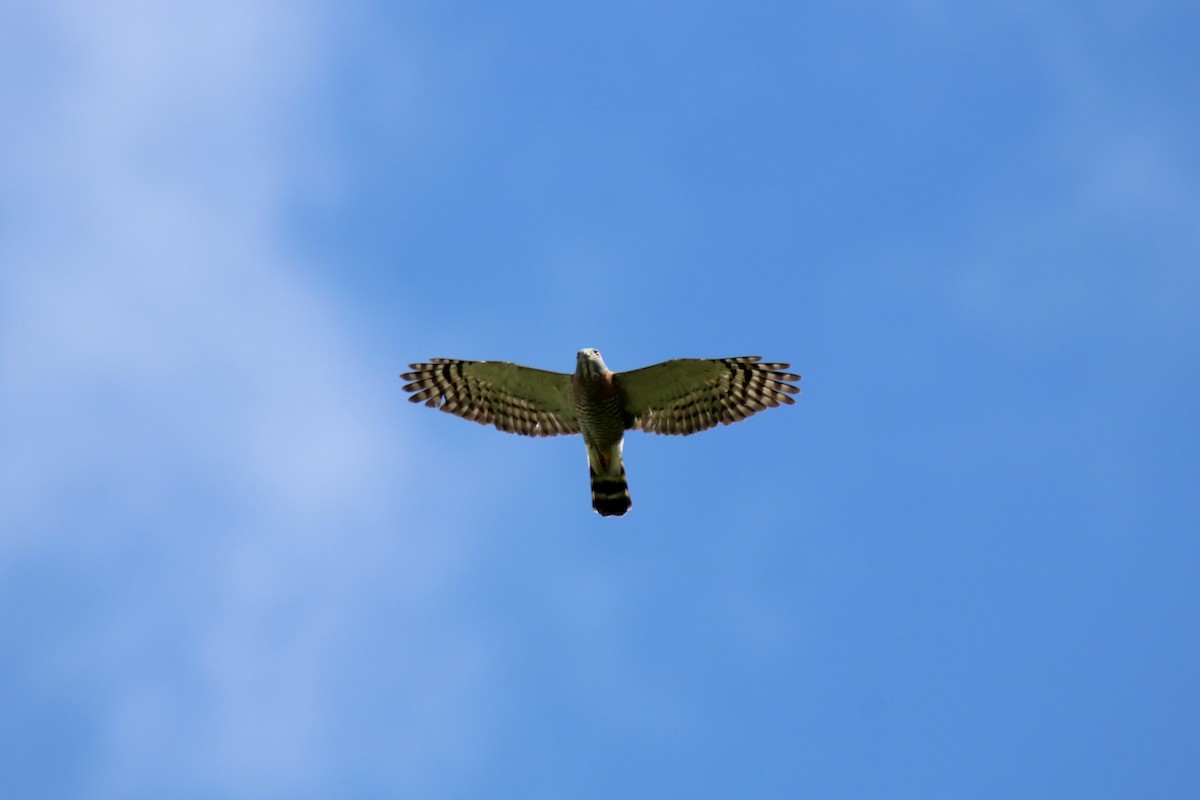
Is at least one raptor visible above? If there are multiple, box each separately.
[401,350,801,516]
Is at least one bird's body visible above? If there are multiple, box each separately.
[572,350,633,515]
[571,350,626,449]
[401,349,801,516]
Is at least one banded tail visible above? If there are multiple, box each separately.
[587,444,632,517]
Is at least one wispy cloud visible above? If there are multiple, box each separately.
[0,2,490,796]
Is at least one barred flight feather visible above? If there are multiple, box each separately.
[619,356,802,436]
[401,359,580,437]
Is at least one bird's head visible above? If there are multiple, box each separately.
[576,348,608,377]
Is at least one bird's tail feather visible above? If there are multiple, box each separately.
[590,464,631,517]
[588,446,631,517]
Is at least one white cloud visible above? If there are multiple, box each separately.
[0,2,489,796]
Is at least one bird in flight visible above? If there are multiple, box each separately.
[401,350,801,516]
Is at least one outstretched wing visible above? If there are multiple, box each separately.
[401,358,580,437]
[617,356,801,436]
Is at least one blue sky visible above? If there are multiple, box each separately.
[2,1,1198,797]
